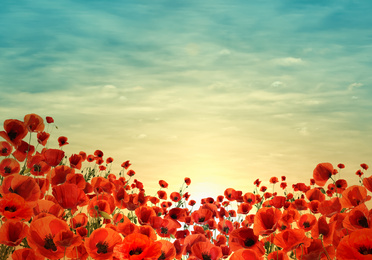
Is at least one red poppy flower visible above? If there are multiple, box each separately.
[0,119,27,147]
[184,177,191,186]
[318,197,342,218]
[237,202,253,215]
[36,131,50,146]
[84,227,122,260]
[33,199,64,218]
[12,140,35,162]
[0,221,29,246]
[313,162,333,186]
[311,215,336,246]
[270,176,279,184]
[0,158,20,177]
[48,165,74,186]
[135,206,157,225]
[229,227,265,255]
[267,250,289,260]
[191,208,214,224]
[274,228,311,252]
[70,213,88,229]
[356,169,364,177]
[340,185,371,209]
[336,228,372,259]
[69,153,83,170]
[87,193,115,217]
[66,243,89,260]
[343,203,371,230]
[156,219,179,238]
[159,179,168,188]
[66,172,86,189]
[360,163,369,170]
[170,191,181,202]
[229,248,263,260]
[0,174,40,205]
[94,149,103,158]
[158,240,176,260]
[166,207,187,223]
[53,229,82,251]
[297,213,317,232]
[27,154,51,176]
[254,179,261,187]
[0,141,12,156]
[43,148,65,167]
[24,113,45,133]
[253,207,282,236]
[46,116,54,123]
[295,239,335,260]
[87,154,95,162]
[121,160,131,169]
[218,219,234,236]
[113,233,161,260]
[58,136,68,147]
[27,215,70,259]
[12,248,44,260]
[364,176,372,193]
[191,241,222,260]
[52,183,89,212]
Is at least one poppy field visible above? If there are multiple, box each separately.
[1,113,372,260]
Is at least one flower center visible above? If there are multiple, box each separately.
[129,247,143,255]
[1,148,8,154]
[202,253,212,260]
[160,227,168,234]
[244,239,255,247]
[33,164,42,172]
[303,221,310,228]
[4,206,17,212]
[44,234,57,251]
[96,241,108,254]
[8,130,17,141]
[359,246,372,255]
[4,166,11,174]
[158,252,166,260]
[358,217,369,228]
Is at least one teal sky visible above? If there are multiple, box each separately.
[1,1,372,200]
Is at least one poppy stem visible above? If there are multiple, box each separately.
[320,236,331,260]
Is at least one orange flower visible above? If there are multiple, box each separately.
[69,153,83,170]
[253,207,282,236]
[313,162,333,186]
[113,233,161,260]
[343,203,371,230]
[52,183,89,212]
[37,131,50,146]
[267,250,289,260]
[318,197,342,218]
[27,215,70,259]
[229,248,263,260]
[0,174,41,205]
[191,208,214,224]
[297,213,317,232]
[121,160,131,169]
[27,154,51,176]
[135,206,157,225]
[53,229,82,250]
[12,248,44,260]
[0,119,27,147]
[191,241,222,260]
[49,165,75,186]
[0,158,20,177]
[0,193,33,221]
[273,228,311,252]
[336,228,372,259]
[184,177,191,186]
[158,240,176,260]
[12,140,35,162]
[87,193,115,218]
[295,239,335,260]
[70,213,88,229]
[0,221,29,246]
[24,113,45,133]
[85,227,122,260]
[58,136,69,147]
[0,141,12,156]
[363,175,372,193]
[340,185,371,209]
[43,148,65,167]
[229,227,265,255]
[311,215,336,246]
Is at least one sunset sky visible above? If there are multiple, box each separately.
[1,1,372,202]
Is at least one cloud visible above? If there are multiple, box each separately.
[348,82,363,91]
[272,57,304,66]
[271,81,285,88]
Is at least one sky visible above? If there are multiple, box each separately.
[1,0,372,202]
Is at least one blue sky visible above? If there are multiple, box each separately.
[1,0,372,200]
